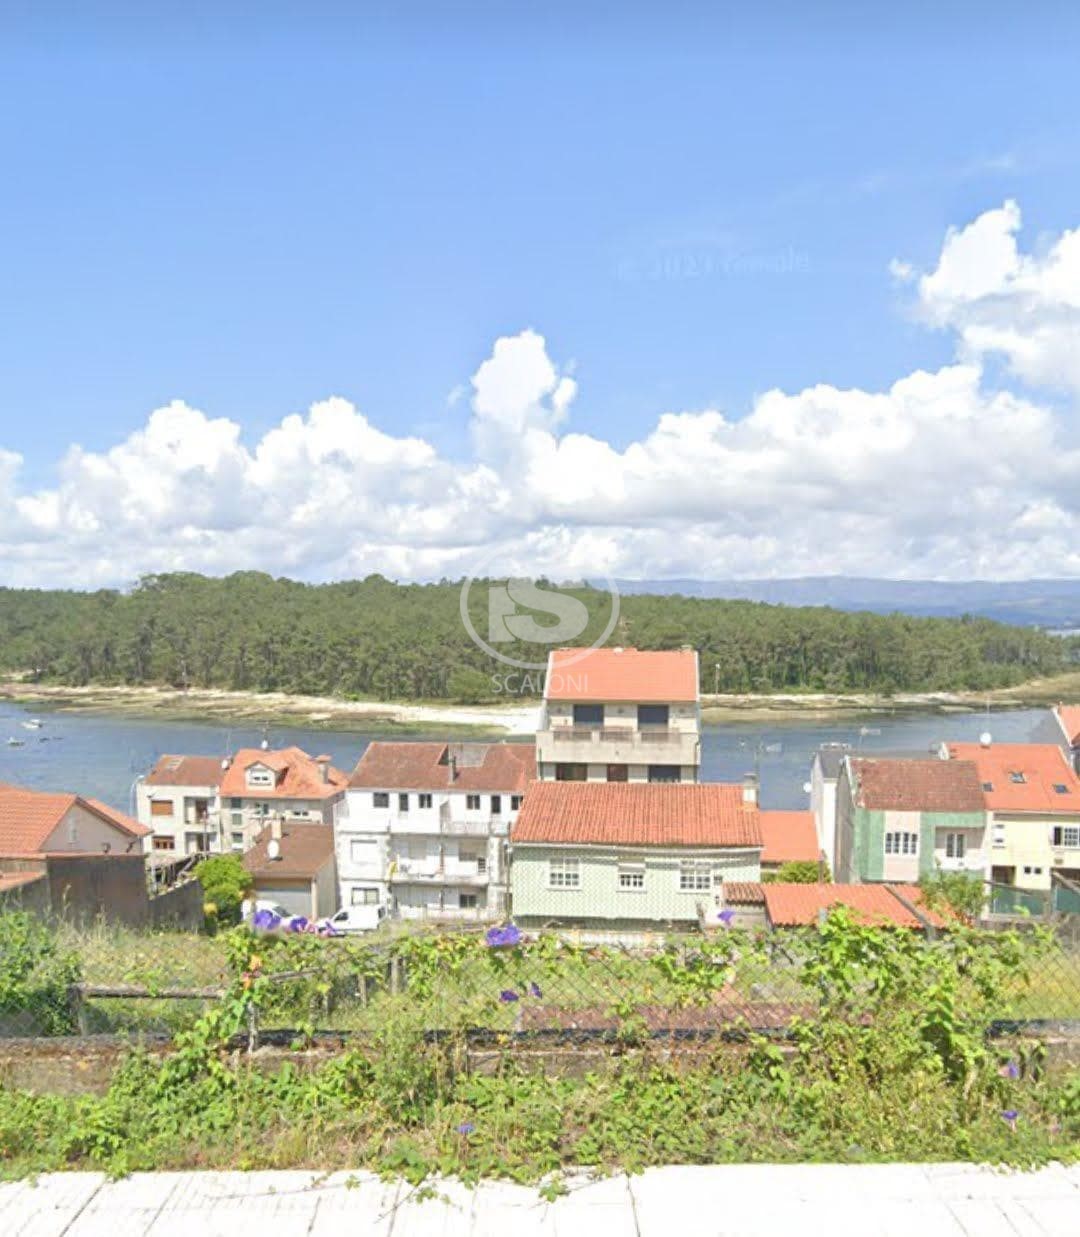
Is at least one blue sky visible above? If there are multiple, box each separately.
[1,3,1079,585]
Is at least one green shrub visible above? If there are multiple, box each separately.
[0,911,81,1034]
[192,855,252,927]
[763,860,829,884]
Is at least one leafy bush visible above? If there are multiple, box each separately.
[919,868,985,923]
[763,860,829,884]
[0,911,81,1034]
[193,855,252,927]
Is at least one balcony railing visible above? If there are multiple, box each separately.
[389,862,491,886]
[538,724,699,764]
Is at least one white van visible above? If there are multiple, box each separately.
[320,903,388,935]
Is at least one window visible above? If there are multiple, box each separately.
[373,792,390,808]
[246,766,274,787]
[884,831,918,857]
[459,892,478,909]
[510,795,522,810]
[350,838,376,864]
[982,782,994,793]
[648,765,679,783]
[992,826,1006,848]
[398,793,409,812]
[149,799,173,818]
[573,704,604,727]
[152,835,175,851]
[1009,771,1026,785]
[466,794,481,811]
[418,793,433,809]
[351,887,380,906]
[231,812,243,828]
[229,798,242,809]
[1053,784,1069,795]
[230,831,245,851]
[679,862,713,892]
[1052,826,1080,848]
[555,763,588,782]
[491,795,502,815]
[549,857,581,889]
[1023,865,1044,876]
[476,855,487,873]
[945,832,966,859]
[606,764,629,782]
[618,862,645,891]
[638,704,669,727]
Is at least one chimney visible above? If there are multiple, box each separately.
[271,817,283,841]
[742,773,759,806]
[316,754,331,784]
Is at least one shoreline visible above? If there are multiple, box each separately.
[3,674,1076,733]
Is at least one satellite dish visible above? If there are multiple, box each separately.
[260,738,270,751]
[980,732,993,748]
[802,782,813,795]
[267,839,281,861]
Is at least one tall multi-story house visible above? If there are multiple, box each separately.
[834,757,988,885]
[335,741,536,920]
[535,646,701,784]
[509,779,762,929]
[137,747,348,856]
[809,744,850,875]
[1052,706,1080,775]
[942,741,1080,891]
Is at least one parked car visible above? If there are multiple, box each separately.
[318,904,388,935]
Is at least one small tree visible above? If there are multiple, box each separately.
[446,666,494,704]
[919,868,985,923]
[763,859,830,884]
[194,854,253,928]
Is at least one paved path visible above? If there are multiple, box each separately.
[1,1164,1078,1236]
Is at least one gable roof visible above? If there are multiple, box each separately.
[512,781,761,848]
[544,647,699,703]
[145,755,226,788]
[944,742,1080,814]
[0,781,149,857]
[759,810,820,864]
[349,742,536,792]
[219,747,348,801]
[243,824,336,881]
[763,882,948,929]
[847,757,986,814]
[1056,705,1080,748]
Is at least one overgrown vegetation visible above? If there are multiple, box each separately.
[762,860,828,884]
[0,912,81,1035]
[0,572,1070,699]
[1,911,1078,1180]
[919,868,987,923]
[193,854,252,929]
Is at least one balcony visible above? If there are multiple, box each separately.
[389,859,490,886]
[536,724,700,766]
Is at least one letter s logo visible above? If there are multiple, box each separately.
[488,578,590,644]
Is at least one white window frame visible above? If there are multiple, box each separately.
[549,857,581,889]
[418,793,433,809]
[351,886,380,906]
[679,861,713,892]
[617,862,646,892]
[945,832,966,860]
[1052,825,1080,848]
[884,831,918,857]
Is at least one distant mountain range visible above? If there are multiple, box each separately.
[607,577,1080,630]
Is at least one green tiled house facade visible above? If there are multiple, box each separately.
[842,807,984,882]
[510,845,761,927]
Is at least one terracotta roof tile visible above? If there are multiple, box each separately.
[0,781,149,856]
[145,755,225,787]
[763,882,947,929]
[722,881,765,904]
[759,810,820,864]
[945,743,1080,814]
[243,824,336,880]
[349,742,536,792]
[848,758,986,813]
[512,781,761,848]
[544,647,699,703]
[220,748,348,801]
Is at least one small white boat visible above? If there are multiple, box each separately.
[21,719,43,730]
[6,737,25,747]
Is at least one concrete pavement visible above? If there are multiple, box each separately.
[1,1163,1078,1236]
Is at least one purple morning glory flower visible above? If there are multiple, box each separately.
[717,909,736,926]
[456,1122,475,1135]
[1001,1109,1019,1131]
[499,989,520,1003]
[485,924,522,948]
[999,1061,1020,1080]
[529,981,542,998]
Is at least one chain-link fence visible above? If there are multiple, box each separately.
[3,909,1080,1045]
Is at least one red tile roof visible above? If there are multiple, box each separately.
[945,743,1080,814]
[0,871,46,894]
[544,647,699,703]
[512,781,761,848]
[1057,705,1080,748]
[722,881,765,904]
[848,758,986,813]
[759,810,820,864]
[243,824,336,881]
[0,781,149,857]
[219,748,348,801]
[349,742,536,792]
[145,755,226,787]
[763,882,947,929]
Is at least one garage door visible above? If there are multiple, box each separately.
[259,883,311,916]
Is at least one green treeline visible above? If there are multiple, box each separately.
[0,572,1071,700]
